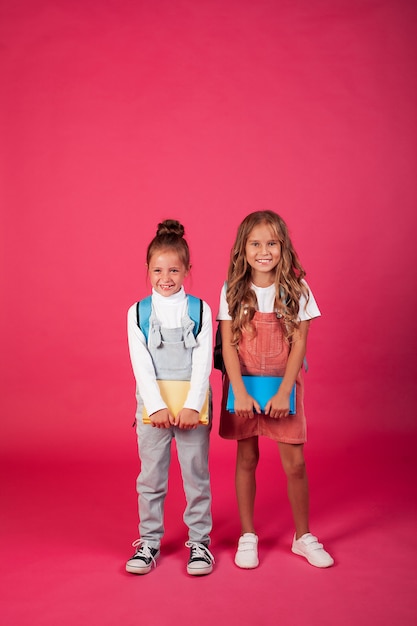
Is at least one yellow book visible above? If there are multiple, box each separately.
[142,380,209,425]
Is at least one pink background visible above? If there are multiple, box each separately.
[1,1,416,624]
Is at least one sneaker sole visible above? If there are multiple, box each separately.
[291,546,334,568]
[187,564,213,576]
[234,558,259,569]
[126,563,153,574]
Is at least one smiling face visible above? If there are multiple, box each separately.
[147,248,189,297]
[245,222,281,285]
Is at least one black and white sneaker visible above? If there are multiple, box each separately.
[126,539,160,574]
[185,541,215,576]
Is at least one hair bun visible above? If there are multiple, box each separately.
[156,219,185,238]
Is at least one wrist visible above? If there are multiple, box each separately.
[277,384,293,397]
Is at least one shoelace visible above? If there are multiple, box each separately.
[185,541,215,564]
[131,539,158,567]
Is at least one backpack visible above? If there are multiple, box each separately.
[136,294,204,342]
[213,323,225,373]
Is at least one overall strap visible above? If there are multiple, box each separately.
[136,294,203,342]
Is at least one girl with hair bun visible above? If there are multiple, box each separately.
[126,220,214,576]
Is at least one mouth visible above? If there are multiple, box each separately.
[256,258,272,265]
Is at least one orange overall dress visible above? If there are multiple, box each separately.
[219,311,306,443]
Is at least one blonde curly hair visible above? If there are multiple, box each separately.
[226,211,309,344]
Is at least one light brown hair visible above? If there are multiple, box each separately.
[226,210,308,344]
[146,219,190,269]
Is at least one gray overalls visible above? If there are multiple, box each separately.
[135,311,212,550]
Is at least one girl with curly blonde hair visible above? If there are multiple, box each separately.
[218,210,333,570]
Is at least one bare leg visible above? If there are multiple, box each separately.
[278,442,309,539]
[235,437,259,534]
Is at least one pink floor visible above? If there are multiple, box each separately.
[2,431,416,626]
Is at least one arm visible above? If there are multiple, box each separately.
[264,320,310,418]
[127,304,172,428]
[221,319,261,419]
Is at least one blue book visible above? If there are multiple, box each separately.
[226,376,296,414]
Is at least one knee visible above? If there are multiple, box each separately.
[237,449,259,472]
[282,457,306,480]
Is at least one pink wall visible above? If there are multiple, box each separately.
[1,0,416,461]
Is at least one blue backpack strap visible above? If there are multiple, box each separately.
[136,296,152,342]
[137,294,202,341]
[187,294,203,337]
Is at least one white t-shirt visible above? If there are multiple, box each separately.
[217,281,321,320]
[127,287,212,417]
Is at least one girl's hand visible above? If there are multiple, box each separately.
[234,393,261,420]
[177,408,200,430]
[150,409,172,429]
[264,391,291,419]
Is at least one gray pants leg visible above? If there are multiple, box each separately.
[175,424,212,545]
[136,420,173,550]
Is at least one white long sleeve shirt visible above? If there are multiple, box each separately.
[127,287,212,417]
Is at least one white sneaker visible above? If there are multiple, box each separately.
[291,533,334,568]
[234,533,259,569]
